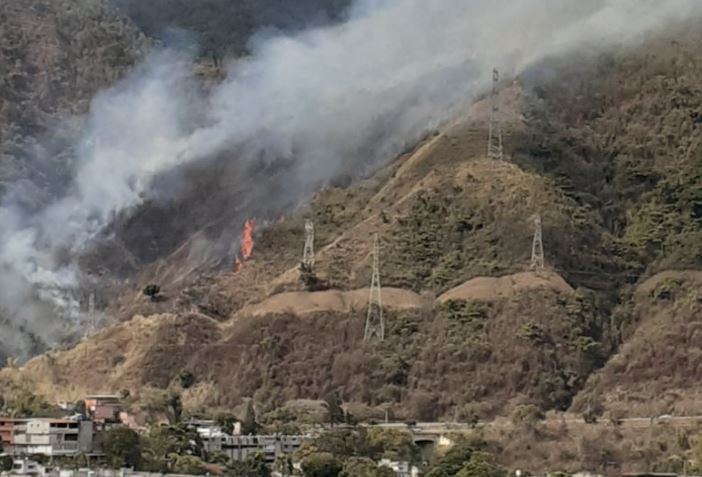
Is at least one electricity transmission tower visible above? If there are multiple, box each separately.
[531,214,545,270]
[302,220,315,271]
[487,68,504,161]
[88,292,95,316]
[364,234,384,342]
[85,291,96,335]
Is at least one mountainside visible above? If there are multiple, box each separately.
[1,94,615,420]
[3,3,702,457]
[109,0,352,58]
[572,270,702,417]
[0,0,147,149]
[0,0,148,360]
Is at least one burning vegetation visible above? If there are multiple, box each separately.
[234,218,256,272]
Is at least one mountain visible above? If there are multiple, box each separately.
[2,3,702,472]
[11,17,702,412]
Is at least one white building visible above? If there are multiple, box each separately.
[202,434,307,464]
[379,459,420,477]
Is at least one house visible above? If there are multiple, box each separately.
[0,418,24,450]
[379,459,420,477]
[186,419,241,438]
[84,396,121,423]
[0,418,94,456]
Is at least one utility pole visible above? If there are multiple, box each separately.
[364,234,384,341]
[302,220,315,271]
[530,214,545,270]
[487,68,504,161]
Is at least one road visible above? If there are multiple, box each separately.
[363,414,702,435]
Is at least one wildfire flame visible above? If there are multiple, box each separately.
[234,218,256,272]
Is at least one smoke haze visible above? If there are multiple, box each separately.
[1,0,701,359]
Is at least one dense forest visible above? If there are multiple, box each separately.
[110,0,352,58]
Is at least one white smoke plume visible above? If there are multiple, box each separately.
[1,0,700,359]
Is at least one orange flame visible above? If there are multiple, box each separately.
[234,218,256,272]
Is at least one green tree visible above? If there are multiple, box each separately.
[275,455,294,477]
[215,412,238,435]
[241,400,259,435]
[368,429,420,464]
[301,452,342,477]
[424,438,491,477]
[142,424,204,471]
[178,371,196,389]
[172,455,207,475]
[455,452,506,477]
[511,404,545,428]
[6,390,51,417]
[103,427,141,469]
[167,392,183,424]
[306,429,373,459]
[227,453,270,477]
[1,455,13,472]
[340,457,394,477]
[142,284,161,301]
[324,391,344,427]
[299,263,321,290]
[74,400,87,417]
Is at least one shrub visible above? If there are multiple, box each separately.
[142,284,161,301]
[512,404,545,427]
[178,370,196,389]
[301,452,342,477]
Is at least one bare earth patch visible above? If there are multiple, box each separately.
[438,270,573,303]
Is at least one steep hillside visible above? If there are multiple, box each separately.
[12,273,599,421]
[0,0,147,149]
[572,271,702,417]
[110,0,351,58]
[2,90,615,420]
[0,0,148,362]
[514,22,702,281]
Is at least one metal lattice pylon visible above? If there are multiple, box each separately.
[487,68,504,161]
[88,292,95,316]
[302,220,315,270]
[531,214,545,270]
[364,234,384,341]
[85,291,96,336]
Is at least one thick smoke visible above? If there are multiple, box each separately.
[1,0,700,359]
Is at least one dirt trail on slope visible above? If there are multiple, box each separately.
[238,287,426,317]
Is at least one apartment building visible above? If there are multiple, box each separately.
[202,434,307,463]
[0,418,93,456]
